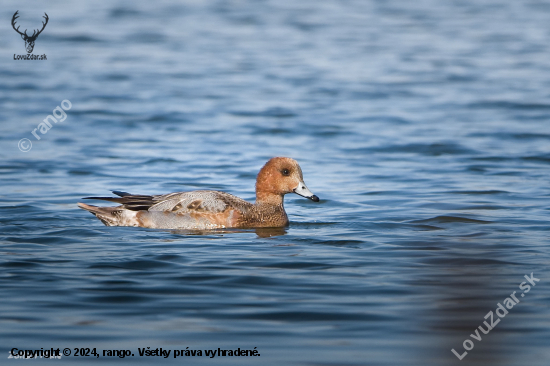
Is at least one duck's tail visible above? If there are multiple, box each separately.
[77,202,137,227]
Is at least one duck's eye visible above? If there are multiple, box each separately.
[281,168,290,176]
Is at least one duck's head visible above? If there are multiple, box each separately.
[256,157,319,204]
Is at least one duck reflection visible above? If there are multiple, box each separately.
[167,226,287,238]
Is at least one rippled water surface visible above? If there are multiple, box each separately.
[1,0,549,365]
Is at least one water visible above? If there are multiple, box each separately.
[1,0,549,365]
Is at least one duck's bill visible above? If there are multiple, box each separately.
[293,182,320,202]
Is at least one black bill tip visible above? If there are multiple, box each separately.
[310,195,319,202]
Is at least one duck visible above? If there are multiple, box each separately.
[78,157,319,229]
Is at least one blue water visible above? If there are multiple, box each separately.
[1,0,549,365]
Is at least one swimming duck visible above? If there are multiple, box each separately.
[78,157,319,229]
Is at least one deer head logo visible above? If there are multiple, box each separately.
[12,10,49,54]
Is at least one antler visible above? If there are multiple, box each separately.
[11,11,49,39]
[11,10,26,36]
[32,13,49,38]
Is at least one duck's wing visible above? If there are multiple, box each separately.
[83,190,252,213]
[148,190,252,214]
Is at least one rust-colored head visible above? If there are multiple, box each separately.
[255,157,319,204]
